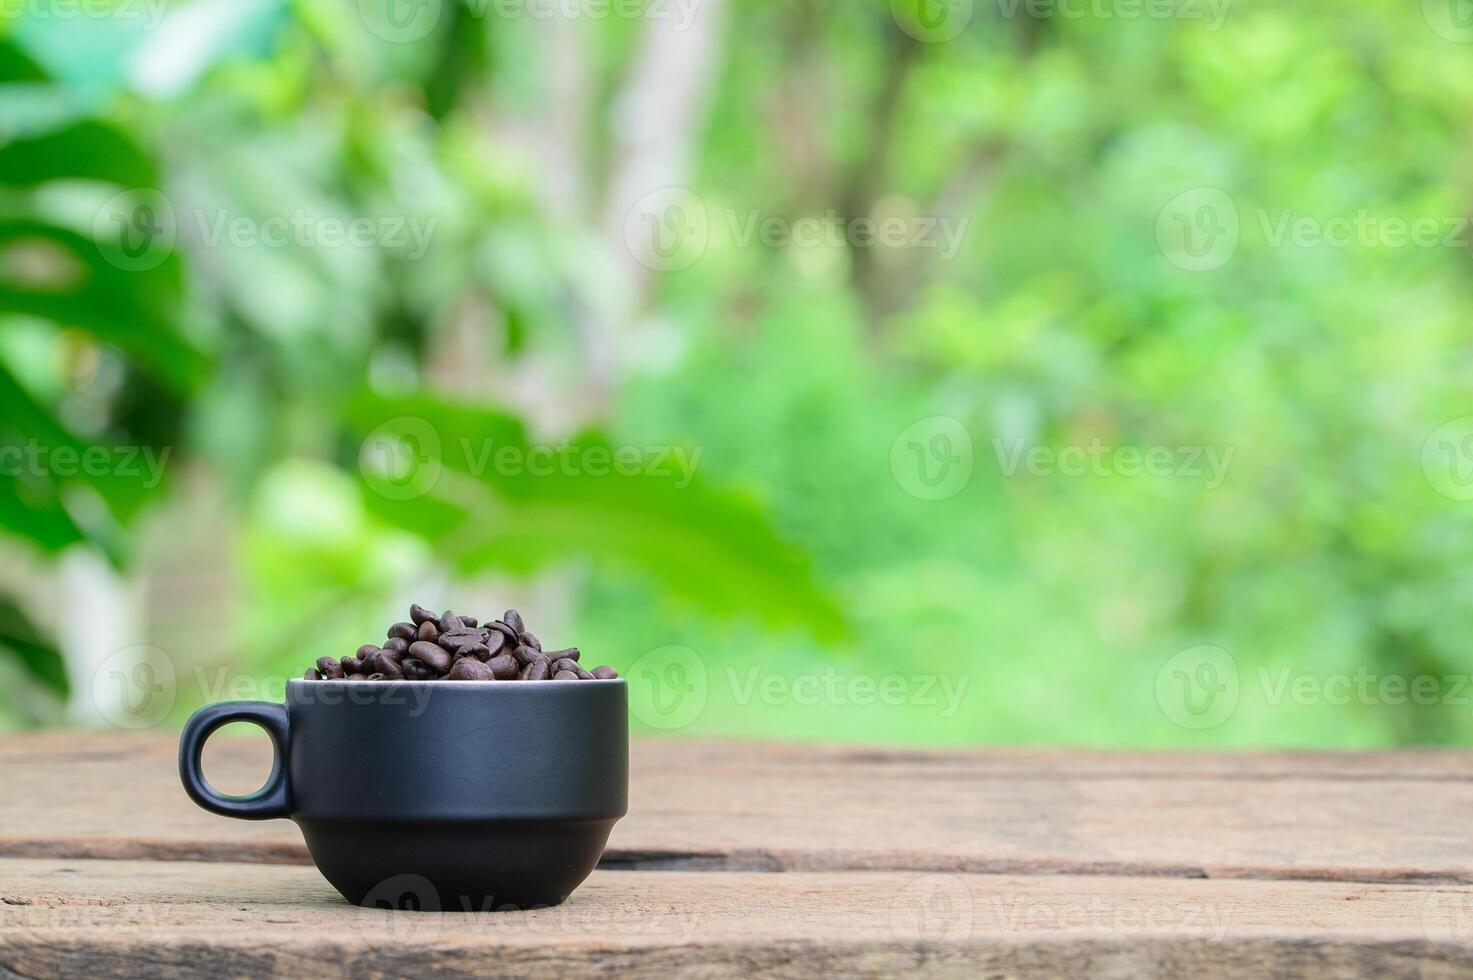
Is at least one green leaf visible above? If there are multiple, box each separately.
[0,595,68,696]
[0,39,47,83]
[0,119,157,188]
[348,395,847,641]
[0,220,204,393]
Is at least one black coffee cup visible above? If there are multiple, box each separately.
[179,679,627,910]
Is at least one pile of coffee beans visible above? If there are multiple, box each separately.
[302,604,620,682]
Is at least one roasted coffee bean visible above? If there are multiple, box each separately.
[304,667,322,680]
[487,654,519,680]
[346,672,367,681]
[437,630,482,652]
[325,603,611,682]
[512,645,545,667]
[401,659,431,680]
[409,641,452,674]
[447,658,494,681]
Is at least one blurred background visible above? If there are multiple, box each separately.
[2,0,1471,747]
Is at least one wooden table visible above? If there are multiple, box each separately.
[4,735,1473,977]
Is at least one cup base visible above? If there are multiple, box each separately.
[298,817,617,911]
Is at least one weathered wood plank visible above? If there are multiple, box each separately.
[6,734,1473,882]
[2,858,1472,979]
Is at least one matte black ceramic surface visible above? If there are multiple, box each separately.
[179,680,628,909]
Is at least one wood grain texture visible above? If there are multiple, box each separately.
[3,858,1473,979]
[4,734,1473,883]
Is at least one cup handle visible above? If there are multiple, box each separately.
[178,701,291,820]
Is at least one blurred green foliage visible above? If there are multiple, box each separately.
[2,0,1472,745]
